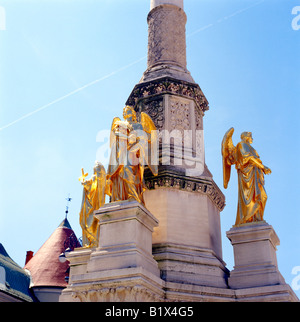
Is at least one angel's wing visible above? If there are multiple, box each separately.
[141,112,157,138]
[141,112,158,176]
[110,117,121,148]
[221,127,236,189]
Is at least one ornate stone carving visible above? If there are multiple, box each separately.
[138,97,165,130]
[169,99,190,131]
[145,171,226,212]
[70,285,164,302]
[147,5,187,69]
[126,77,209,113]
[195,106,203,130]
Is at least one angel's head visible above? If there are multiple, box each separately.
[241,132,253,144]
[94,161,105,175]
[123,106,137,122]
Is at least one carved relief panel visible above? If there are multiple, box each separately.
[165,95,193,149]
[169,98,191,132]
[137,97,164,130]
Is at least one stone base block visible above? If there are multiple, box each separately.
[60,266,165,302]
[153,243,229,288]
[234,284,299,302]
[227,222,285,289]
[163,281,235,302]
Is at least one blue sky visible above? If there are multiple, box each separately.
[0,0,299,298]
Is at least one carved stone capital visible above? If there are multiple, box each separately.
[145,168,225,212]
[126,77,209,114]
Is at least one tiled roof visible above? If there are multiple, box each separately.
[0,243,35,302]
[24,218,80,288]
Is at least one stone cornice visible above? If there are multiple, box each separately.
[145,169,226,212]
[126,77,209,113]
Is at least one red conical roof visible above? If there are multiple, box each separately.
[24,218,80,288]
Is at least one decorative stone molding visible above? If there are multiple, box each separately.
[126,77,209,114]
[195,105,204,130]
[145,170,225,212]
[70,284,164,302]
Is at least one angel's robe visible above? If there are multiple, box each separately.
[79,165,106,247]
[107,120,149,205]
[235,141,268,225]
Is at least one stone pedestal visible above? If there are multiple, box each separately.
[60,201,164,302]
[227,222,285,289]
[89,200,160,278]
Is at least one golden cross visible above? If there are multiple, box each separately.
[79,168,88,182]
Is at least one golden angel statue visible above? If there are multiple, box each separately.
[106,106,158,205]
[79,161,107,247]
[222,128,271,226]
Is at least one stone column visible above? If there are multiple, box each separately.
[141,0,194,83]
[126,1,228,300]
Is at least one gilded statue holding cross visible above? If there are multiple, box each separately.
[79,162,107,247]
[78,106,158,247]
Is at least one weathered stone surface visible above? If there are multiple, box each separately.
[127,77,209,114]
[147,5,186,69]
[227,222,286,289]
[141,4,194,83]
